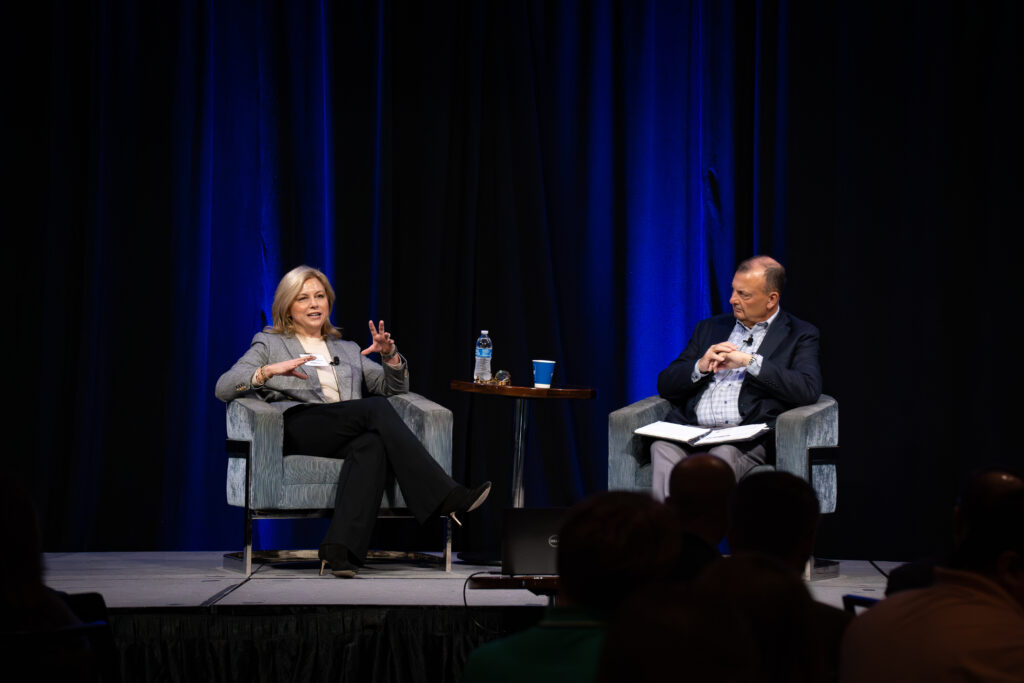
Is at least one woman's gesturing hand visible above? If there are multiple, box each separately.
[263,355,316,381]
[362,320,398,364]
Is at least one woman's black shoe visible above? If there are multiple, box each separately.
[438,481,492,526]
[318,544,358,578]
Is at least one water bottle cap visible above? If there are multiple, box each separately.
[481,330,488,334]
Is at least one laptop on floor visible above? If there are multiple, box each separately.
[501,508,568,576]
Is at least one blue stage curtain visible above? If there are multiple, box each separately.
[15,0,788,551]
[162,0,391,549]
[19,1,1021,558]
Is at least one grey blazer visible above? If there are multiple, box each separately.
[215,331,409,411]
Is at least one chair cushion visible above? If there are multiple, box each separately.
[280,483,338,509]
[283,454,343,485]
[279,454,407,509]
[255,455,341,509]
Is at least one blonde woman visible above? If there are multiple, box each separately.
[216,265,489,577]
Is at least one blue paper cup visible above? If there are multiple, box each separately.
[533,360,556,388]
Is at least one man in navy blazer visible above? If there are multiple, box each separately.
[651,256,822,500]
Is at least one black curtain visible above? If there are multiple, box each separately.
[10,0,1024,561]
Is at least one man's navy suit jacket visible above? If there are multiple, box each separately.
[657,310,822,429]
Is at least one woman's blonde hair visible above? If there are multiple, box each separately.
[264,265,342,339]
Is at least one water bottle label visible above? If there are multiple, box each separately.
[475,348,493,358]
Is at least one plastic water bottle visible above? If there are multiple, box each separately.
[474,330,493,382]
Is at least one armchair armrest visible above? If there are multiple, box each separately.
[226,398,287,509]
[608,395,673,490]
[387,393,453,475]
[774,394,839,478]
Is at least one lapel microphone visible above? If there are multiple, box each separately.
[329,356,340,365]
[745,335,754,346]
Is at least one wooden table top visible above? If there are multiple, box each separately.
[450,379,596,400]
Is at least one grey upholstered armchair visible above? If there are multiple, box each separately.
[608,395,839,512]
[224,393,454,575]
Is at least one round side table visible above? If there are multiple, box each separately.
[450,380,596,507]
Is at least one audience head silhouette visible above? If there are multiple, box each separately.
[949,484,1024,606]
[557,490,682,612]
[886,468,1024,596]
[841,471,1024,681]
[463,491,683,683]
[666,454,735,546]
[729,471,820,573]
[1,475,45,604]
[953,468,1024,548]
[600,554,820,683]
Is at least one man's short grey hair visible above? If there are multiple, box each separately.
[737,255,786,294]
